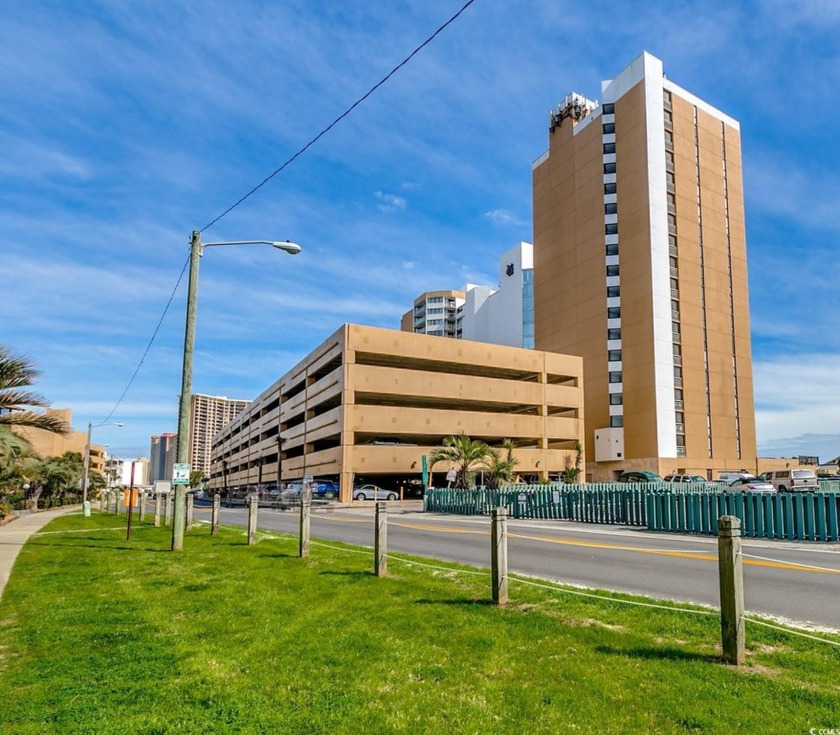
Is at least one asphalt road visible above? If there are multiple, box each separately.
[189,501,840,630]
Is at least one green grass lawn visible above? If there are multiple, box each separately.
[0,512,837,734]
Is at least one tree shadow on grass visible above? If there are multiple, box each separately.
[318,570,371,578]
[259,552,298,559]
[413,598,496,607]
[594,644,715,664]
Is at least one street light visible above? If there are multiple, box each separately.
[172,230,301,551]
[83,421,124,516]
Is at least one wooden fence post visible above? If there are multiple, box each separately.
[247,495,258,545]
[115,491,122,516]
[491,506,508,606]
[154,492,162,527]
[164,492,172,526]
[299,488,311,558]
[186,493,194,531]
[211,493,220,535]
[100,493,106,513]
[718,515,745,665]
[375,501,387,576]
[139,491,146,522]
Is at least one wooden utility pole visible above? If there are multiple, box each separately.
[211,493,220,535]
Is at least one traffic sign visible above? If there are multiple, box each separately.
[421,455,428,487]
[172,463,191,485]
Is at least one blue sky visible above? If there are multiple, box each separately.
[2,0,839,461]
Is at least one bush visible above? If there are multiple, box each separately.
[0,501,11,520]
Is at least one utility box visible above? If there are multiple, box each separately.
[154,480,172,496]
[594,428,624,462]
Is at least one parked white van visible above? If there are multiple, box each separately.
[764,469,818,492]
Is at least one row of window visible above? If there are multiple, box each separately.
[603,102,623,423]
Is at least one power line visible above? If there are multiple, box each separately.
[98,254,190,426]
[199,0,477,233]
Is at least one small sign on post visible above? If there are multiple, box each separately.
[421,455,428,488]
[172,464,190,485]
[446,469,457,488]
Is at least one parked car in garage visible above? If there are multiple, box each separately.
[727,477,776,494]
[353,484,398,501]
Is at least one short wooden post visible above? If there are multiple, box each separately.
[718,515,745,665]
[375,501,387,576]
[139,491,146,522]
[211,493,220,535]
[164,493,173,526]
[186,493,194,531]
[247,495,259,545]
[115,491,123,516]
[299,487,311,557]
[154,492,162,527]
[491,506,508,606]
[100,493,106,513]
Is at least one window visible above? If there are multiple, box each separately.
[605,223,618,235]
[604,162,616,174]
[603,142,616,154]
[427,307,444,315]
[609,371,622,384]
[608,349,622,362]
[668,213,677,227]
[604,182,617,195]
[667,192,676,206]
[674,366,683,379]
[607,328,621,340]
[674,389,683,401]
[607,307,621,319]
[665,129,673,145]
[666,170,675,187]
[666,150,675,165]
[673,343,682,357]
[605,202,617,215]
[602,122,615,134]
[610,415,624,428]
[670,256,678,269]
[606,264,620,277]
[670,277,679,292]
[603,103,615,114]
[609,393,623,405]
[669,234,678,249]
[607,285,620,298]
[605,242,618,256]
[428,296,443,304]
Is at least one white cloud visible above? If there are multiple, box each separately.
[374,191,407,212]
[483,208,524,226]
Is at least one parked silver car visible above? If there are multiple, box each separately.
[353,484,398,501]
[727,477,776,494]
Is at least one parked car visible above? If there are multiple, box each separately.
[764,469,818,493]
[717,472,757,484]
[353,484,398,501]
[311,480,339,500]
[727,477,776,494]
[663,474,707,484]
[278,486,303,510]
[617,471,663,483]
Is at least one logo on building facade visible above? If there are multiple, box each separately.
[505,263,515,277]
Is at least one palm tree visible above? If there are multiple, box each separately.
[0,345,68,435]
[429,432,490,489]
[480,447,518,490]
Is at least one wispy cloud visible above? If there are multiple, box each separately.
[373,191,407,212]
[483,208,525,227]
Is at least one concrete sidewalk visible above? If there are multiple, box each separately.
[0,506,78,600]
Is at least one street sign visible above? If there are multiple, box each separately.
[421,455,428,487]
[172,463,191,485]
[303,474,314,485]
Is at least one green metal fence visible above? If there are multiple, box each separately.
[424,484,840,542]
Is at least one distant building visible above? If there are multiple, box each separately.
[111,457,149,486]
[401,290,465,338]
[401,242,535,349]
[189,393,250,477]
[148,432,177,483]
[11,408,105,474]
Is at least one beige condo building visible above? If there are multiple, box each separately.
[211,324,584,502]
[188,393,250,477]
[533,52,756,481]
[11,408,105,474]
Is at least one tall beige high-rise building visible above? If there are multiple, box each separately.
[533,52,756,481]
[189,393,250,477]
